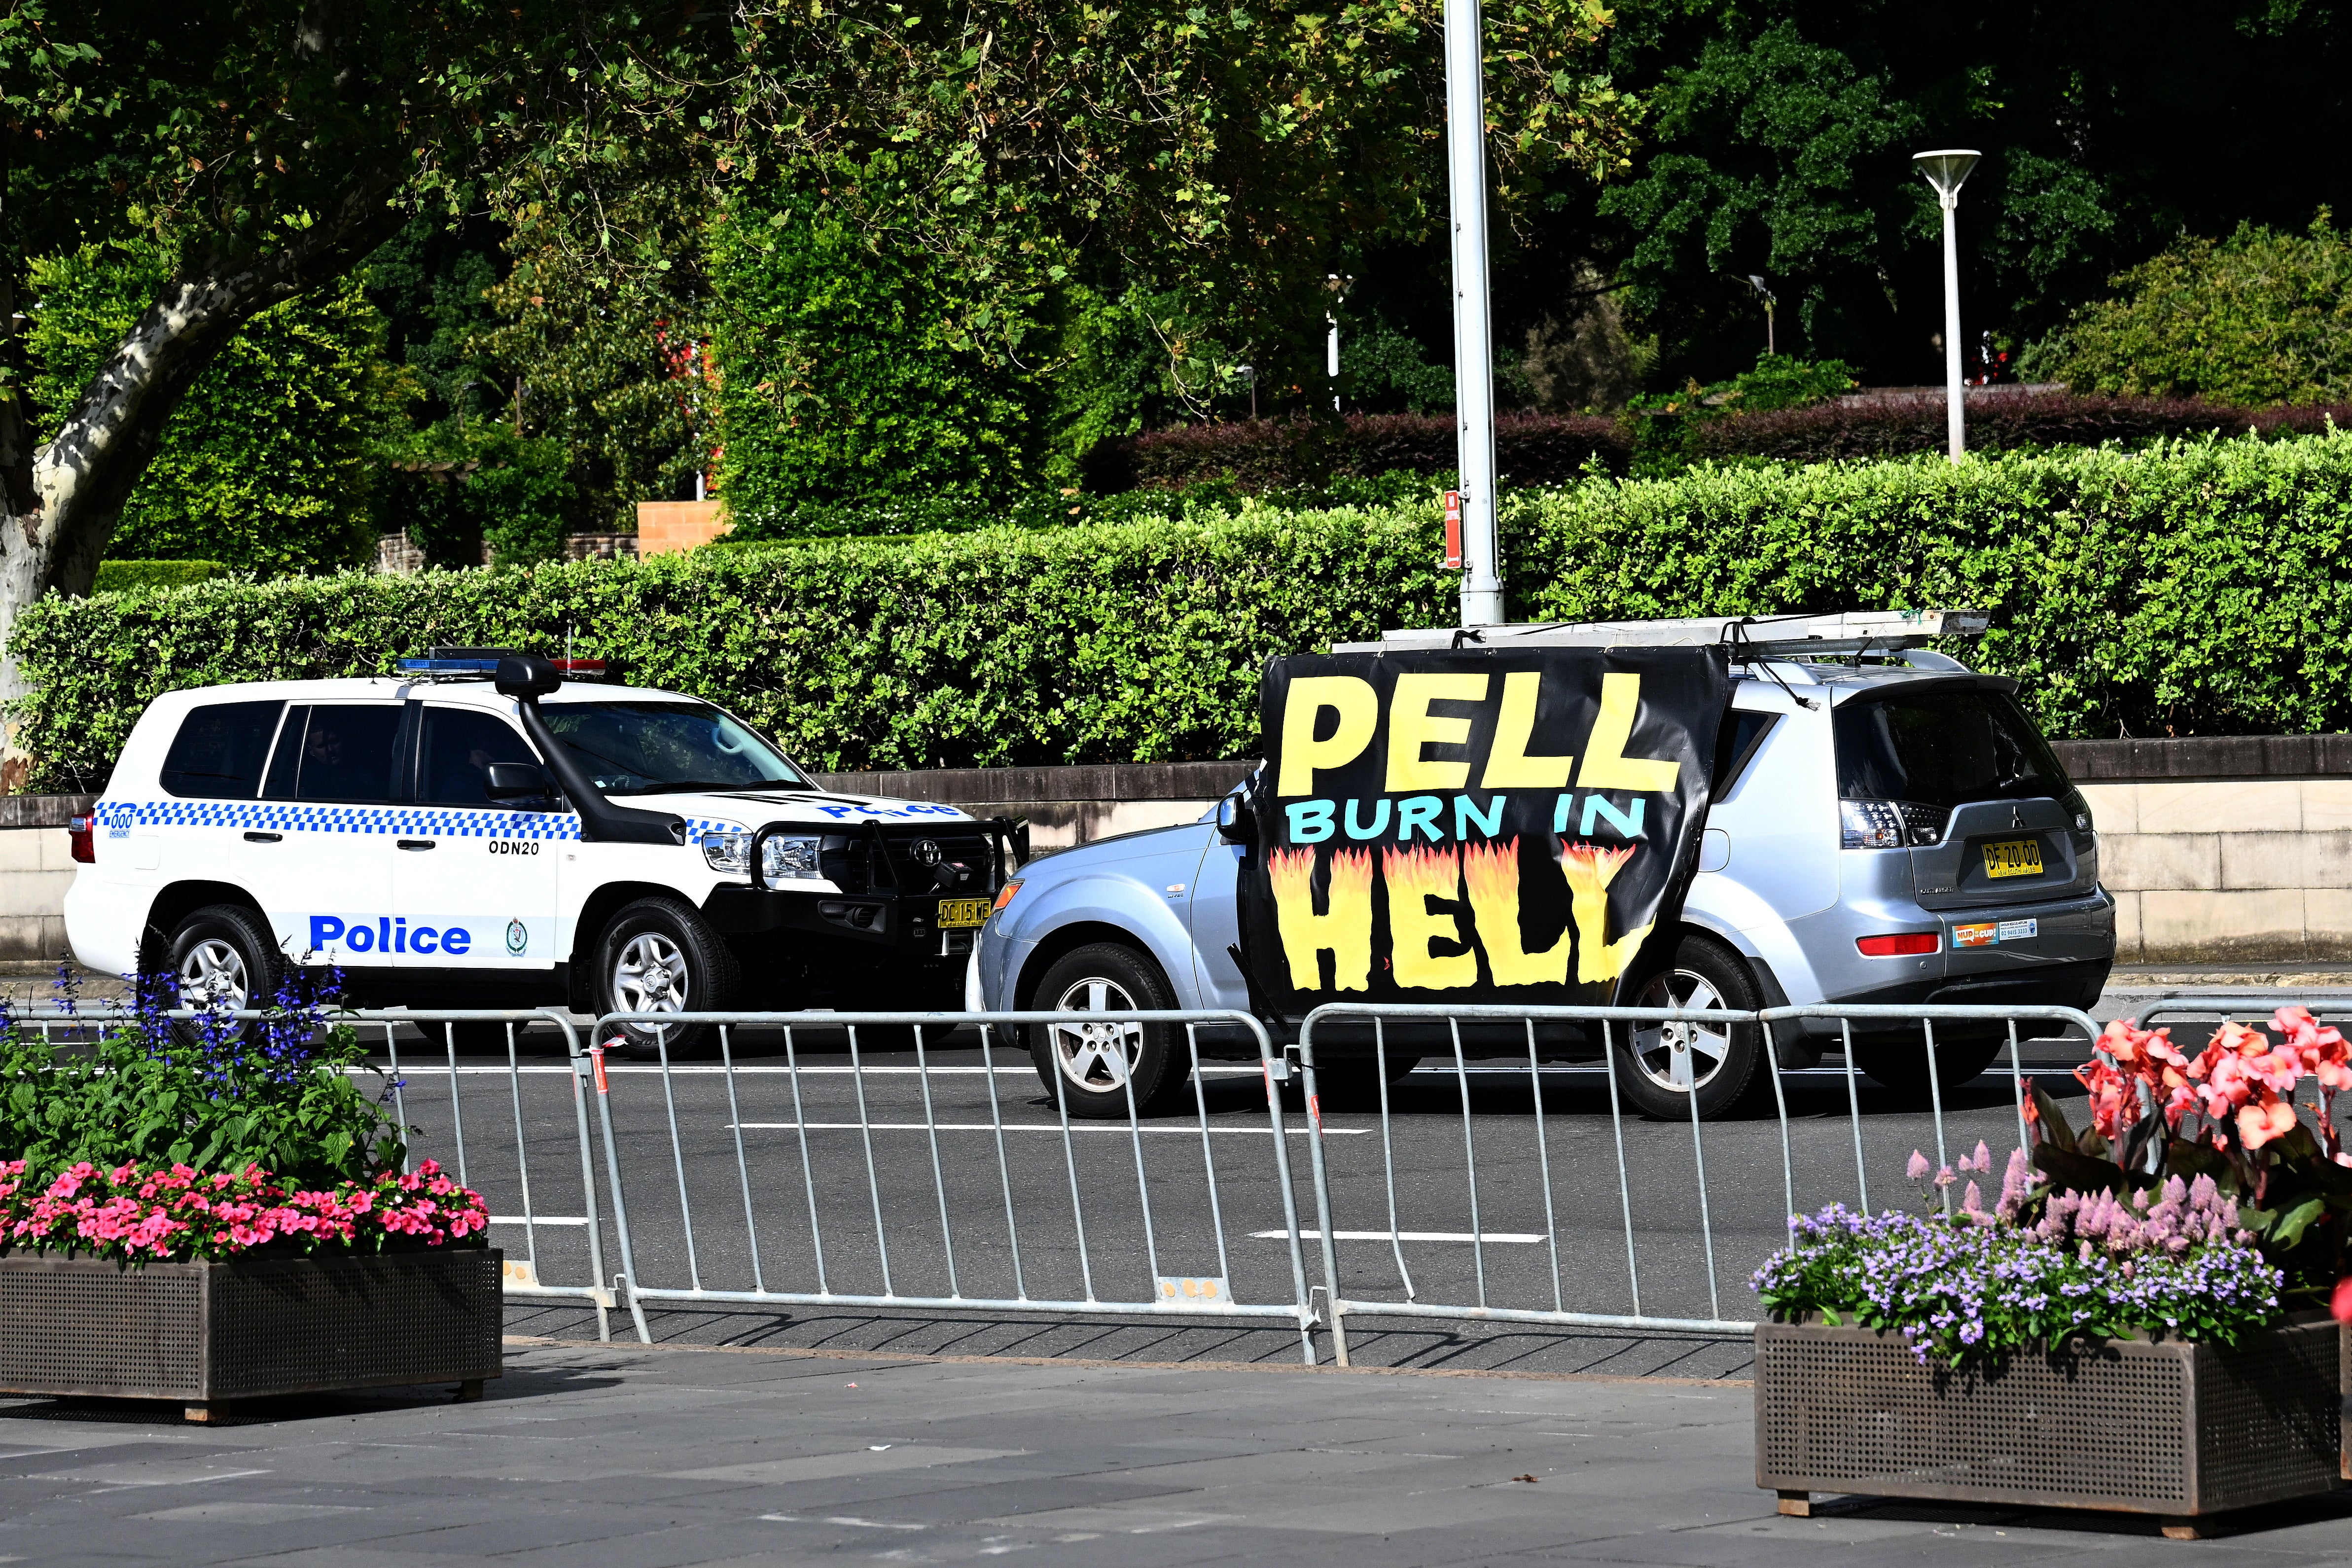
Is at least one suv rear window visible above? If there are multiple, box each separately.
[262,705,405,803]
[160,701,283,799]
[1834,687,2074,810]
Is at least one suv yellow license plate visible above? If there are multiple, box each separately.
[1982,838,2045,879]
[937,897,993,928]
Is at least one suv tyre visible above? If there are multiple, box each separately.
[164,903,285,1047]
[1027,942,1191,1118]
[593,897,741,1060]
[1613,932,1766,1120]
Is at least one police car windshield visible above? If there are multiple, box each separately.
[539,702,810,794]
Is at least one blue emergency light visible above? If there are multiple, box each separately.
[397,646,607,680]
[397,656,501,675]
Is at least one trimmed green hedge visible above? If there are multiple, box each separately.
[19,431,2352,792]
[92,561,229,594]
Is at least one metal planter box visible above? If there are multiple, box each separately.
[1757,1316,2342,1535]
[0,1247,502,1419]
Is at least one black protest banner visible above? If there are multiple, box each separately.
[1237,645,1730,1015]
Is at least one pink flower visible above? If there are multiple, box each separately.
[1906,1150,1931,1182]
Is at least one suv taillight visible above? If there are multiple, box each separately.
[67,816,94,864]
[1857,932,1939,957]
[1840,799,1903,849]
[1840,799,1946,849]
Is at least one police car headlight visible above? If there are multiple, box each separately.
[761,833,822,882]
[703,829,753,875]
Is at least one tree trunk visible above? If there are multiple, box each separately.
[0,181,403,793]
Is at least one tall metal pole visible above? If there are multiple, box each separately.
[1939,191,1963,462]
[1445,0,1503,626]
[1913,150,1978,465]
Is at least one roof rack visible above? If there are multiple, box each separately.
[1334,609,1988,662]
[399,646,612,682]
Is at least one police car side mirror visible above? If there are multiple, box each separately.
[485,762,555,802]
[494,655,563,699]
[1215,794,1252,845]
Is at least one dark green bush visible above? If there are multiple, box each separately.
[29,242,392,576]
[2023,214,2352,405]
[19,430,2352,791]
[93,561,228,593]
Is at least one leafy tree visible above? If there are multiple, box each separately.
[713,186,1047,518]
[0,0,728,778]
[29,242,392,575]
[1581,0,2352,387]
[2022,215,2352,406]
[469,228,715,532]
[689,0,1634,418]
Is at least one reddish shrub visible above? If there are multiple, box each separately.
[1115,412,1628,492]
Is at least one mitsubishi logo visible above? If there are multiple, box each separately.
[2010,805,2025,830]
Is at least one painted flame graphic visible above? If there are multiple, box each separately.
[1557,840,1652,984]
[1385,843,1476,990]
[1461,837,1569,987]
[1268,845,1375,992]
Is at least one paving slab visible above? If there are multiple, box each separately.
[0,1337,2340,1565]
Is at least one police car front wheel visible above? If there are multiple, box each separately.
[593,898,741,1060]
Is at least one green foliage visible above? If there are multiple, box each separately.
[93,561,227,594]
[713,186,1042,517]
[1591,0,2352,383]
[27,431,2352,790]
[689,0,1633,422]
[1344,316,1460,415]
[1625,353,1856,474]
[28,243,392,575]
[0,1024,402,1189]
[2023,215,2352,406]
[468,217,714,532]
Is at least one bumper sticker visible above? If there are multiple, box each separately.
[1953,917,2041,949]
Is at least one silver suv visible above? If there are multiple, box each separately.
[974,614,2116,1119]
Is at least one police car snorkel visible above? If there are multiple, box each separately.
[491,653,683,846]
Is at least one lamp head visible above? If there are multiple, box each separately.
[1913,149,1981,203]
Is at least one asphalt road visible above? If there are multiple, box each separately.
[364,1010,2203,1375]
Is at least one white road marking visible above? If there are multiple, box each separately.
[730,1122,1363,1136]
[1252,1229,1547,1244]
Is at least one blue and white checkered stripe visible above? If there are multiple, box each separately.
[100,799,586,842]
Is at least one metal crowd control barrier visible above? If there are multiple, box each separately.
[5,1002,622,1342]
[1292,1000,2100,1366]
[585,1008,1323,1360]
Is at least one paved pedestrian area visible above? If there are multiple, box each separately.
[0,1338,2347,1566]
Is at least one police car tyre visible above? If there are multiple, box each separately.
[593,897,741,1060]
[1027,943,1192,1118]
[1613,932,1766,1121]
[1852,1035,2006,1101]
[166,904,285,1045]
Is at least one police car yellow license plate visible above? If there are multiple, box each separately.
[1982,838,2044,879]
[937,897,993,928]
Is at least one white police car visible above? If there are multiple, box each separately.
[65,651,1019,1055]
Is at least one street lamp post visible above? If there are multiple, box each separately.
[1912,149,1980,463]
[1445,0,1503,625]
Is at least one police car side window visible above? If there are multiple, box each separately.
[260,705,404,804]
[160,701,283,799]
[418,709,539,807]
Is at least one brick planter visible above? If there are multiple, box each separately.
[1756,1316,2342,1536]
[0,1248,502,1420]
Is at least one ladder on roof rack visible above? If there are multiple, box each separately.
[1334,609,1988,661]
